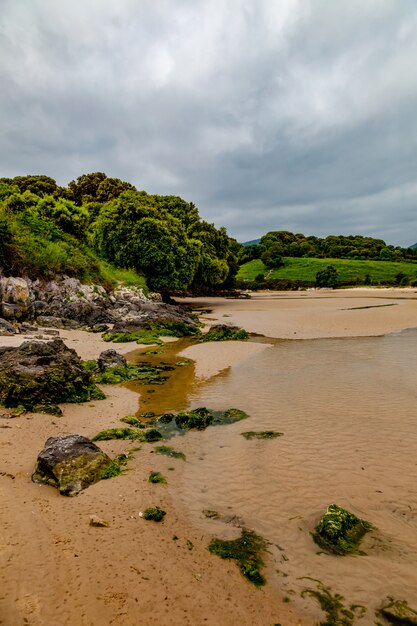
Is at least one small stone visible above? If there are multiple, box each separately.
[89,515,110,527]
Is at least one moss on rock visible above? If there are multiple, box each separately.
[313,504,372,555]
[0,340,105,413]
[199,324,249,342]
[32,434,112,496]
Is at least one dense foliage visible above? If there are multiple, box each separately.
[0,173,238,292]
[238,230,417,264]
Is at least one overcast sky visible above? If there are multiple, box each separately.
[1,1,416,245]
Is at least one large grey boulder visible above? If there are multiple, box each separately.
[32,434,112,496]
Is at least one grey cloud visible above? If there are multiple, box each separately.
[0,0,416,245]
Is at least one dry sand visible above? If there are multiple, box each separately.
[2,288,417,625]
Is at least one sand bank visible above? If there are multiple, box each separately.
[178,287,417,339]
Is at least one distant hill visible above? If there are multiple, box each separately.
[242,239,260,246]
[409,243,417,249]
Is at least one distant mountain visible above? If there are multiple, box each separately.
[409,243,417,249]
[242,239,260,246]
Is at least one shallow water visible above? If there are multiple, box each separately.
[170,329,417,623]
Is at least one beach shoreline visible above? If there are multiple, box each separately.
[2,288,417,625]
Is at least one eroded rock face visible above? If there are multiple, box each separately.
[32,435,111,496]
[0,339,104,411]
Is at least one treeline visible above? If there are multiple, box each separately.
[238,230,417,266]
[0,173,239,292]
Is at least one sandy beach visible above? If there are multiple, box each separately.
[2,288,417,625]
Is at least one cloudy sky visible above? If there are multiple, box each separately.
[1,0,416,245]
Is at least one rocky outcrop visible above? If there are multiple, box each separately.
[0,339,104,412]
[98,349,127,370]
[32,435,112,496]
[0,275,197,331]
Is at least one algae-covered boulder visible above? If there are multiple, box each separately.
[379,599,417,625]
[199,324,249,342]
[32,434,112,496]
[0,339,104,412]
[313,503,372,555]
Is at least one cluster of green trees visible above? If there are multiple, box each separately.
[238,230,417,265]
[0,173,239,292]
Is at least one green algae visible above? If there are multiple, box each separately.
[120,415,145,428]
[154,445,186,460]
[143,428,163,442]
[92,427,144,442]
[100,453,131,480]
[313,504,372,555]
[241,431,283,440]
[92,427,163,443]
[83,360,174,385]
[301,579,366,625]
[208,528,266,586]
[156,407,249,431]
[148,471,167,485]
[175,407,214,430]
[143,506,166,522]
[103,321,198,344]
[199,325,249,342]
[378,599,417,625]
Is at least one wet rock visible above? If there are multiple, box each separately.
[0,317,16,336]
[32,434,112,496]
[0,339,104,412]
[98,349,127,371]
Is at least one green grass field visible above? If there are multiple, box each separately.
[237,257,417,285]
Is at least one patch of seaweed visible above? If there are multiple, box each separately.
[143,506,166,522]
[301,578,367,625]
[313,504,372,555]
[100,453,131,480]
[241,431,283,440]
[199,324,249,342]
[92,427,163,443]
[83,360,174,385]
[148,471,167,485]
[157,407,249,431]
[154,446,186,460]
[378,598,417,625]
[208,528,266,586]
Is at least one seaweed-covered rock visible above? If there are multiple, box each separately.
[97,349,127,370]
[32,435,112,496]
[313,503,372,555]
[379,599,417,625]
[0,339,105,412]
[199,324,249,342]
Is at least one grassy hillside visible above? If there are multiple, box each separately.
[238,257,417,286]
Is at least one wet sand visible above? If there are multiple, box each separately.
[2,288,417,625]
